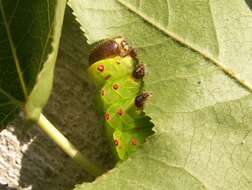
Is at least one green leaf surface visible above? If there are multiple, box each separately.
[0,0,66,126]
[69,0,252,189]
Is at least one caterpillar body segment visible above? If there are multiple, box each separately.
[100,76,141,110]
[88,56,135,87]
[113,127,153,160]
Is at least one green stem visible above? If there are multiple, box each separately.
[37,113,104,177]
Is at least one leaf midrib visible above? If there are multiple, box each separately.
[146,154,208,190]
[117,0,252,94]
[38,0,53,72]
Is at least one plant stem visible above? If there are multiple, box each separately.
[37,113,104,177]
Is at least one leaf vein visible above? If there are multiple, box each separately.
[0,0,28,99]
[118,0,252,93]
[145,155,208,190]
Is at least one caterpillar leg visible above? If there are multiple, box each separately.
[133,64,145,79]
[135,92,150,108]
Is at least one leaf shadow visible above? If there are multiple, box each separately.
[0,183,17,190]
[245,0,252,11]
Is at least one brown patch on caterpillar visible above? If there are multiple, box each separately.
[104,75,111,80]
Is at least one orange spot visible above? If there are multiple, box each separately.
[113,83,119,90]
[117,108,124,116]
[131,138,137,145]
[104,112,110,121]
[97,64,104,72]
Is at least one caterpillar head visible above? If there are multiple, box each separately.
[89,37,136,65]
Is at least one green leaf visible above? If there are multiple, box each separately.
[69,0,252,189]
[0,0,66,126]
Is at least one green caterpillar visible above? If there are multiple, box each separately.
[88,37,153,160]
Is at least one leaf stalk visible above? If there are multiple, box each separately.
[37,113,104,177]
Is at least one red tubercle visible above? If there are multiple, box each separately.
[131,138,137,145]
[104,112,110,121]
[97,64,104,72]
[112,83,119,90]
[114,139,119,146]
[116,108,124,116]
